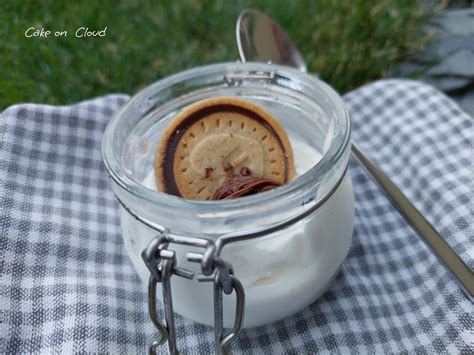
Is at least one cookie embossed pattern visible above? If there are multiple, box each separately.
[154,96,295,200]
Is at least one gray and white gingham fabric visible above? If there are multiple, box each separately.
[1,80,472,354]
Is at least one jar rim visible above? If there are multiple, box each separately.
[102,62,351,218]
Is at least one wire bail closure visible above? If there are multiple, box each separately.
[142,231,245,355]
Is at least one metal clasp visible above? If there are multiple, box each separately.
[224,69,276,86]
[142,232,245,355]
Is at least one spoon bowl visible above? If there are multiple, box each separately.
[237,9,307,72]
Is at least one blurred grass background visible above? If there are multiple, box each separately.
[0,0,434,110]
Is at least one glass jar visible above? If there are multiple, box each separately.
[102,62,353,329]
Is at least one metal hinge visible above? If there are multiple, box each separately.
[142,232,244,355]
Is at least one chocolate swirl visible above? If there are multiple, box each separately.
[212,170,281,200]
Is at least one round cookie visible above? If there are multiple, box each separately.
[155,96,295,200]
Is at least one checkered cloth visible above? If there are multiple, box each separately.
[1,80,472,354]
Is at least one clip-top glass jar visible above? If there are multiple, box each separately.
[102,62,354,334]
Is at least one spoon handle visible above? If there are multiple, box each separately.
[351,142,473,302]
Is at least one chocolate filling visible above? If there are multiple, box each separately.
[162,103,289,197]
[212,175,281,200]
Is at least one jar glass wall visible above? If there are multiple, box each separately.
[102,62,354,327]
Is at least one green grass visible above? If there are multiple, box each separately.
[0,0,433,110]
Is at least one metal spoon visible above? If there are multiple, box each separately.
[236,9,473,301]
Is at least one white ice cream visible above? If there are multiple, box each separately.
[122,136,354,328]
